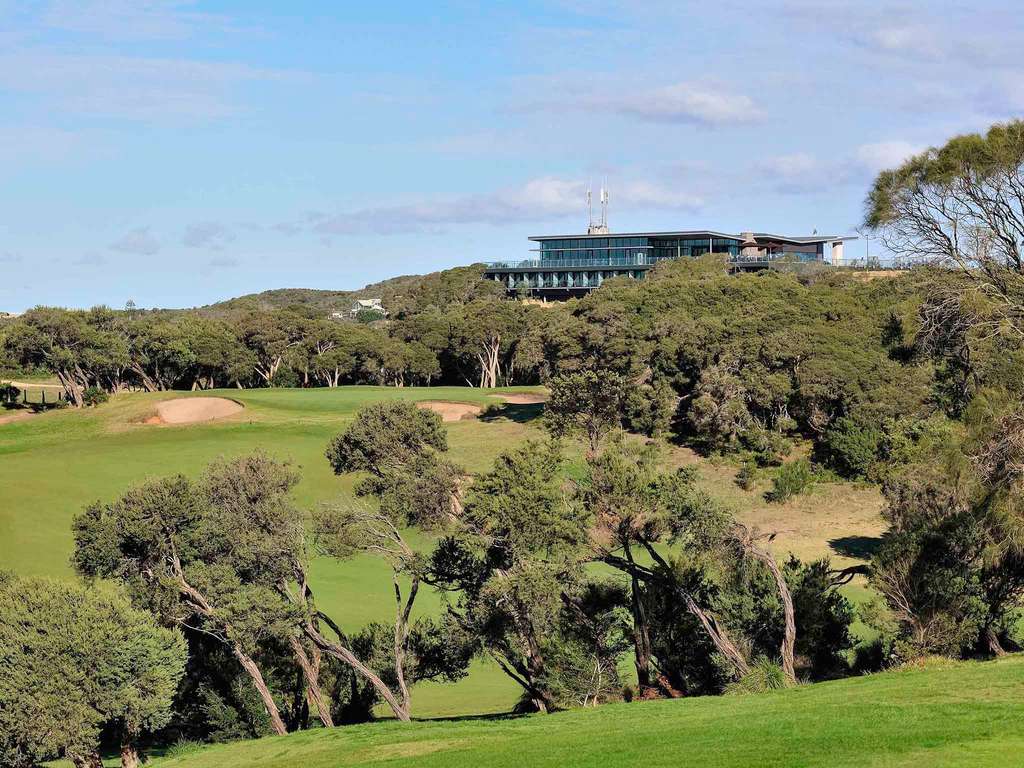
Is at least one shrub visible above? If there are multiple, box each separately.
[165,740,204,759]
[820,417,882,478]
[724,657,791,695]
[81,386,108,407]
[766,459,814,503]
[740,424,792,467]
[0,382,19,404]
[734,458,757,491]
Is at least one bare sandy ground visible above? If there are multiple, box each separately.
[487,393,548,405]
[150,397,244,425]
[417,401,482,422]
[0,410,35,426]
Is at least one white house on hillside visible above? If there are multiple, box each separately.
[330,298,386,320]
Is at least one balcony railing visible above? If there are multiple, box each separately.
[485,255,653,270]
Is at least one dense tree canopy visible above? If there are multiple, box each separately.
[0,575,185,768]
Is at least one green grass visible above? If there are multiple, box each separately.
[149,655,1024,768]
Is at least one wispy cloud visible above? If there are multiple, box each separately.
[110,227,160,256]
[40,0,220,41]
[756,141,924,195]
[298,176,702,236]
[182,221,235,249]
[0,51,291,120]
[609,82,764,126]
[517,76,764,127]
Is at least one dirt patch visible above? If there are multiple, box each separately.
[0,410,35,426]
[487,393,548,405]
[149,397,244,425]
[417,401,482,422]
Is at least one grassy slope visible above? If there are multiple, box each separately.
[155,656,1024,768]
[1,386,887,719]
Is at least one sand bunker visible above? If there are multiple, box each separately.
[417,401,482,422]
[487,393,548,405]
[151,397,244,425]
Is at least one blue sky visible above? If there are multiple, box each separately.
[2,0,1023,311]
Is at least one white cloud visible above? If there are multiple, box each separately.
[301,176,701,236]
[517,76,763,127]
[853,141,923,174]
[613,82,764,126]
[755,141,923,195]
[110,227,160,256]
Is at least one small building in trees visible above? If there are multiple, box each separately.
[330,298,387,320]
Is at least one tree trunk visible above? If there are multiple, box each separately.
[70,750,103,768]
[624,544,654,694]
[985,625,1007,657]
[393,574,419,714]
[684,593,751,679]
[305,622,411,722]
[120,739,141,768]
[232,645,289,735]
[749,544,797,684]
[289,635,335,728]
[56,369,84,407]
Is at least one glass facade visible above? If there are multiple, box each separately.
[483,230,832,293]
[535,234,741,266]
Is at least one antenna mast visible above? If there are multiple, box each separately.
[587,180,610,235]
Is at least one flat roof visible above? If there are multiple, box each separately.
[529,230,856,245]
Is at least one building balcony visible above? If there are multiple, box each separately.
[484,254,654,270]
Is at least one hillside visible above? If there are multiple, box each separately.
[153,656,1024,768]
[193,278,418,316]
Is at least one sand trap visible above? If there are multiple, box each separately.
[487,393,548,405]
[151,397,244,425]
[0,410,35,426]
[417,401,482,422]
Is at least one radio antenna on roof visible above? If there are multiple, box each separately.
[587,180,610,235]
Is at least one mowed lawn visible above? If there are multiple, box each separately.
[1,385,888,719]
[153,655,1024,768]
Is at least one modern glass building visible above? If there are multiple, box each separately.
[484,230,855,295]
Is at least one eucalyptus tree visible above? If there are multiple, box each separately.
[71,455,316,735]
[430,440,590,712]
[318,402,469,718]
[544,370,629,453]
[580,437,754,686]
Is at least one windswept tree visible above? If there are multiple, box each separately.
[430,440,590,712]
[318,402,470,717]
[544,370,629,453]
[450,299,528,388]
[581,437,753,688]
[866,120,1024,283]
[2,307,128,406]
[0,575,185,768]
[72,456,311,735]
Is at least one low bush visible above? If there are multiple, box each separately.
[725,657,791,694]
[820,417,882,478]
[734,458,757,491]
[766,459,814,503]
[81,386,109,407]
